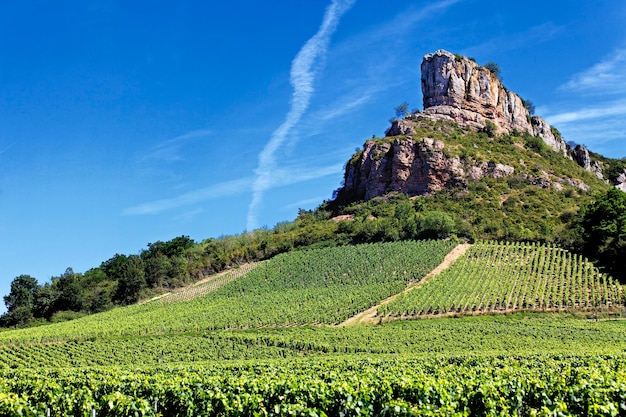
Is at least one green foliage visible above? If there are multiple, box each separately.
[579,188,626,282]
[0,350,625,416]
[0,241,455,342]
[482,120,497,137]
[523,98,535,115]
[525,134,549,155]
[381,241,623,318]
[112,255,146,305]
[417,211,456,239]
[394,101,409,119]
[3,275,38,313]
[1,275,38,327]
[483,61,501,79]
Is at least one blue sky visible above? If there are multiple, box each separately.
[1,0,625,308]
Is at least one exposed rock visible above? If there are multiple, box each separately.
[573,144,591,170]
[334,49,608,204]
[340,138,516,201]
[420,50,568,154]
[386,119,416,136]
[530,116,568,156]
[614,170,626,192]
[330,214,354,222]
[572,144,604,179]
[421,50,532,133]
[558,176,590,192]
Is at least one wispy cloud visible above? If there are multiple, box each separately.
[283,196,329,210]
[545,99,626,125]
[246,0,356,231]
[123,177,253,215]
[559,48,626,94]
[140,129,213,163]
[0,143,13,156]
[123,163,342,216]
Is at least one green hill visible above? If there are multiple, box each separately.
[379,241,624,319]
[0,240,625,415]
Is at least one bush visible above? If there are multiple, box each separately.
[418,211,457,239]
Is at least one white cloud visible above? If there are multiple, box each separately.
[140,129,213,163]
[560,49,626,94]
[246,0,356,231]
[123,163,342,216]
[545,99,626,125]
[123,177,253,215]
[283,196,329,210]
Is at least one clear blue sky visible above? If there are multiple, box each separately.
[1,0,625,308]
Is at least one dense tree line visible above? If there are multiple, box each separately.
[0,236,196,328]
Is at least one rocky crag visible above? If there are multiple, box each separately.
[336,50,625,202]
[420,50,568,155]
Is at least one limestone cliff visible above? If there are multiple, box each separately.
[420,50,568,155]
[334,49,612,203]
[341,136,515,202]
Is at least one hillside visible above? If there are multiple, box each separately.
[2,50,626,330]
[0,240,625,415]
[330,50,625,246]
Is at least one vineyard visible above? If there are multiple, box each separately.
[1,239,625,416]
[0,315,624,370]
[0,240,455,344]
[379,241,625,318]
[0,353,625,416]
[154,263,261,304]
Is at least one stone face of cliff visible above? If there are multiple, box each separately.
[420,50,568,155]
[341,135,516,201]
[342,138,465,200]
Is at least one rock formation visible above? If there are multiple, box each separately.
[615,170,626,192]
[420,50,568,155]
[342,138,468,201]
[572,144,604,179]
[334,49,618,203]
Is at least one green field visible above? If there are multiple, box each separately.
[1,240,625,416]
[380,241,625,318]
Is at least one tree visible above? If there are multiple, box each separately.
[579,188,626,282]
[418,211,457,239]
[112,255,146,305]
[523,99,536,116]
[1,275,39,327]
[33,284,59,319]
[394,102,410,119]
[483,62,501,80]
[3,275,38,313]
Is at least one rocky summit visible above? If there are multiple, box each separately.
[421,50,567,154]
[334,50,625,203]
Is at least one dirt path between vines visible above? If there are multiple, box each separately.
[339,243,471,326]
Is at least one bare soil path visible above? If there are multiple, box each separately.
[339,243,471,326]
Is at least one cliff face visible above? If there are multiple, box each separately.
[342,137,515,201]
[342,138,466,201]
[421,50,568,155]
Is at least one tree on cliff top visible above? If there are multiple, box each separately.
[484,62,501,80]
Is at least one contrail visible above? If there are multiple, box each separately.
[246,0,356,231]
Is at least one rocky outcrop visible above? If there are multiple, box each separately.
[572,144,604,179]
[615,170,626,192]
[530,117,568,156]
[340,137,514,201]
[420,50,568,155]
[333,49,619,203]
